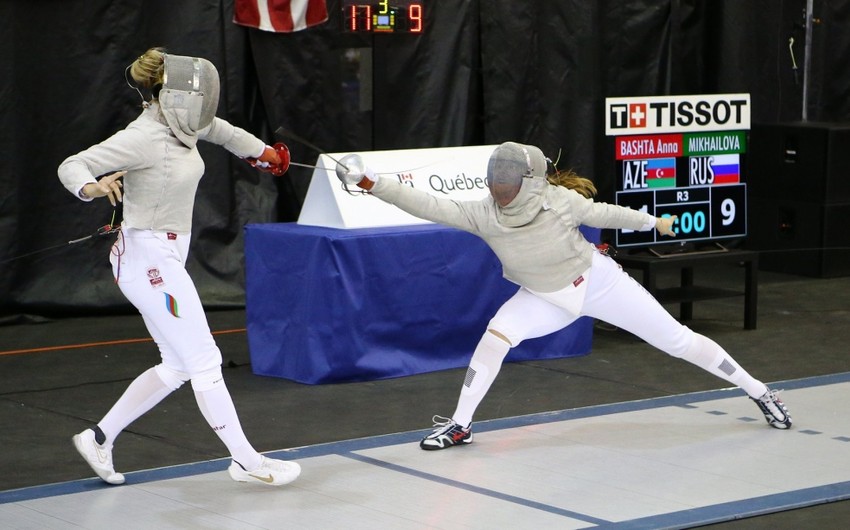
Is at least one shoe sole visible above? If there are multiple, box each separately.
[420,436,474,450]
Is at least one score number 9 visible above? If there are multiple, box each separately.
[720,198,735,226]
[658,197,737,235]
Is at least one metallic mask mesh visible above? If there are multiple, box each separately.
[161,54,220,131]
[486,142,547,207]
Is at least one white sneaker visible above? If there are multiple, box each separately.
[751,388,792,429]
[420,415,473,450]
[228,456,301,486]
[72,429,125,485]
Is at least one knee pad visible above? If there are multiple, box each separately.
[680,333,737,375]
[190,366,225,392]
[154,363,189,391]
[460,331,511,396]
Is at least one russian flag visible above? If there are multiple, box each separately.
[646,158,676,188]
[711,154,740,184]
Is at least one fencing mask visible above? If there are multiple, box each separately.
[486,142,548,207]
[158,54,220,148]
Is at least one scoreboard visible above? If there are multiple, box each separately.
[342,1,424,33]
[605,94,750,249]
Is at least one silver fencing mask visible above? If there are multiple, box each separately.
[486,142,548,207]
[158,54,221,148]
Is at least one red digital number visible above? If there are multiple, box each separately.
[346,2,421,33]
[348,4,372,32]
[348,4,357,31]
[408,3,422,33]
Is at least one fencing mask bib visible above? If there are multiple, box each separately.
[158,54,220,148]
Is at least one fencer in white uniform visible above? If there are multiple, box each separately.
[58,48,300,485]
[335,143,792,451]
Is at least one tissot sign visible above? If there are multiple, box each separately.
[607,93,750,248]
[605,94,750,135]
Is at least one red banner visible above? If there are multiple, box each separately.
[614,134,684,160]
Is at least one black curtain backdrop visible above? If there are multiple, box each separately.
[1,0,848,319]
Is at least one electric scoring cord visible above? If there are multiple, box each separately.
[0,210,121,265]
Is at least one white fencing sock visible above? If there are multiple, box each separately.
[193,379,262,471]
[452,331,511,427]
[680,333,768,398]
[98,367,176,446]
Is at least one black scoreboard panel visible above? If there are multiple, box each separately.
[613,131,748,248]
[342,1,424,33]
[616,183,747,246]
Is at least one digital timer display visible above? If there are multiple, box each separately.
[343,0,424,33]
[613,130,748,248]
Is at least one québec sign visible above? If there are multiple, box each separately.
[298,145,497,229]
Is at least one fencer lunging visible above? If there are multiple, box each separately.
[334,142,792,451]
[58,47,299,485]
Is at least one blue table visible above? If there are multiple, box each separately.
[244,223,598,384]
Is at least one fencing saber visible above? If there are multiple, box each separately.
[275,127,349,171]
[275,126,446,175]
[273,127,372,194]
[289,161,327,171]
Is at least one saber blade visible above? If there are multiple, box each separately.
[289,161,325,170]
[274,127,348,170]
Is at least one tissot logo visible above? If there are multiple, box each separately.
[608,103,649,129]
[605,94,750,135]
[629,103,647,128]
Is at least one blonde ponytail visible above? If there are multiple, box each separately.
[129,47,166,90]
[547,168,597,199]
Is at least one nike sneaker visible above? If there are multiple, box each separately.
[228,456,301,486]
[72,428,125,485]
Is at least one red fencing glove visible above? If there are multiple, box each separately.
[247,142,290,176]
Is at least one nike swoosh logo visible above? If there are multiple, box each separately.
[248,473,275,484]
[95,446,109,464]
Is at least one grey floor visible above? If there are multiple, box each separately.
[2,262,850,528]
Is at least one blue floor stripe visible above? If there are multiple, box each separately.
[603,480,850,529]
[342,452,613,526]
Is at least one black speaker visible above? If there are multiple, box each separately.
[747,122,850,278]
[748,199,850,278]
[749,122,850,204]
